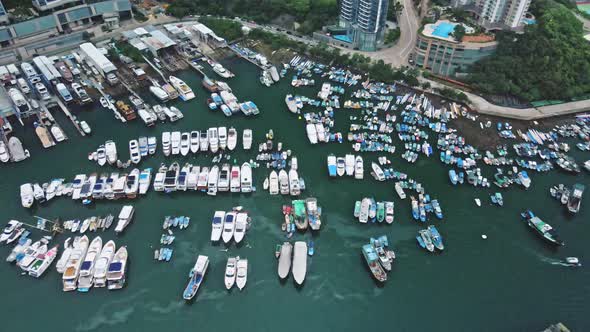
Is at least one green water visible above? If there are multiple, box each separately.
[1,58,589,331]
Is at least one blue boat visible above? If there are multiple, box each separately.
[183,255,209,301]
[327,154,337,177]
[308,241,314,256]
[448,170,458,185]
[411,197,419,220]
[432,199,443,219]
[427,225,444,250]
[211,93,223,105]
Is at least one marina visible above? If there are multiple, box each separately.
[0,25,588,332]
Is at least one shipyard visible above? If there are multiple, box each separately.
[0,0,588,331]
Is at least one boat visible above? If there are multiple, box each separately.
[344,154,355,176]
[180,132,190,156]
[77,236,103,292]
[233,213,248,244]
[62,235,89,291]
[129,139,141,164]
[376,202,385,223]
[518,171,531,189]
[90,240,115,288]
[220,90,239,113]
[288,169,300,196]
[362,244,387,282]
[190,131,199,153]
[236,258,248,290]
[210,211,225,242]
[278,242,292,279]
[521,210,564,245]
[0,141,10,163]
[124,168,139,198]
[27,244,58,278]
[306,123,318,144]
[218,127,227,150]
[222,212,236,244]
[279,169,289,195]
[171,131,181,155]
[230,165,241,193]
[105,141,120,164]
[218,164,230,192]
[199,130,209,152]
[8,137,29,162]
[285,94,299,113]
[305,197,322,231]
[18,239,47,270]
[417,229,435,252]
[371,163,385,181]
[0,220,22,243]
[207,165,219,196]
[359,198,370,223]
[196,167,209,192]
[114,205,135,233]
[106,246,128,290]
[354,201,361,218]
[385,201,394,224]
[183,255,209,300]
[7,237,32,263]
[80,121,92,134]
[224,257,237,290]
[370,236,393,271]
[150,85,169,101]
[567,183,584,214]
[208,127,219,153]
[240,163,252,193]
[20,183,34,208]
[147,136,157,155]
[327,154,337,177]
[428,225,444,250]
[162,132,171,157]
[212,63,232,78]
[8,87,31,113]
[292,241,307,285]
[227,127,237,150]
[268,170,279,195]
[138,109,156,126]
[243,129,252,150]
[169,76,195,101]
[51,125,65,142]
[354,156,364,179]
[449,169,458,185]
[336,157,346,176]
[565,257,581,267]
[138,168,152,195]
[55,237,74,273]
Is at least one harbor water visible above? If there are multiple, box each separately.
[1,58,589,331]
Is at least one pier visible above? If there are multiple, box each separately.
[142,55,168,83]
[229,45,265,70]
[50,98,86,137]
[90,80,125,123]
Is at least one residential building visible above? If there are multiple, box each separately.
[338,0,389,51]
[0,0,8,24]
[455,0,531,29]
[414,20,498,77]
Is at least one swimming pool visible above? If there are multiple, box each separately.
[577,3,590,14]
[432,22,457,39]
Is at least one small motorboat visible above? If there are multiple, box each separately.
[224,257,237,290]
[236,258,248,291]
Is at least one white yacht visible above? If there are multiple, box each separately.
[63,235,89,292]
[77,236,103,292]
[242,129,252,150]
[148,136,157,155]
[199,130,209,152]
[0,141,10,163]
[240,163,252,193]
[150,85,169,101]
[55,237,74,273]
[8,136,29,162]
[96,144,107,166]
[8,88,31,113]
[138,168,152,195]
[355,156,364,179]
[20,183,34,208]
[292,241,307,285]
[107,246,128,290]
[129,139,141,164]
[345,154,355,176]
[18,240,47,271]
[279,170,289,195]
[306,123,318,144]
[218,127,227,150]
[114,205,135,233]
[207,165,219,196]
[218,164,230,192]
[224,257,237,290]
[233,213,248,244]
[278,242,292,279]
[222,212,236,244]
[230,165,240,193]
[212,63,232,78]
[190,131,200,153]
[208,127,219,153]
[210,211,225,242]
[169,76,195,101]
[93,240,115,288]
[51,125,65,142]
[105,140,117,165]
[180,132,190,156]
[236,258,248,290]
[162,132,171,157]
[171,131,181,155]
[288,169,300,196]
[227,127,237,151]
[371,162,385,181]
[197,167,209,191]
[0,220,22,243]
[269,170,279,195]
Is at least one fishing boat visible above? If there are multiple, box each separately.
[327,154,337,177]
[77,236,103,292]
[353,201,361,218]
[114,205,135,234]
[306,197,322,231]
[240,163,252,193]
[359,198,370,223]
[292,241,307,285]
[411,197,419,220]
[210,211,225,242]
[233,213,248,244]
[199,130,209,152]
[180,132,190,156]
[171,131,181,155]
[567,183,584,214]
[521,210,564,245]
[207,165,219,196]
[107,246,128,290]
[285,94,299,113]
[306,123,318,144]
[288,169,300,196]
[169,76,195,101]
[416,229,435,252]
[208,127,219,153]
[371,163,385,181]
[184,255,209,300]
[138,168,152,195]
[278,242,293,279]
[93,240,115,288]
[362,244,387,282]
[428,225,444,251]
[376,202,385,223]
[27,245,58,278]
[224,257,237,290]
[518,171,531,189]
[432,199,443,219]
[20,183,34,208]
[222,212,236,244]
[236,258,248,290]
[292,200,308,230]
[370,236,393,271]
[162,132,171,157]
[243,129,252,150]
[269,170,279,195]
[63,235,89,291]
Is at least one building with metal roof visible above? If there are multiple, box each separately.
[32,56,62,82]
[79,42,117,75]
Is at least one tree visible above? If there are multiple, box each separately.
[450,25,466,41]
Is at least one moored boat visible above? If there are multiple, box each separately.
[292,241,307,285]
[183,255,208,300]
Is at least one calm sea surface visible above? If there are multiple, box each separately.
[0,58,588,331]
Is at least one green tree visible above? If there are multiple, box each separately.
[450,25,466,41]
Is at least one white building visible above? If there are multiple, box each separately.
[456,0,531,29]
[192,23,226,48]
[32,56,62,82]
[79,42,117,76]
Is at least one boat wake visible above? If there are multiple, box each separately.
[145,300,184,314]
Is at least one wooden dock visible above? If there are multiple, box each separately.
[52,98,86,137]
